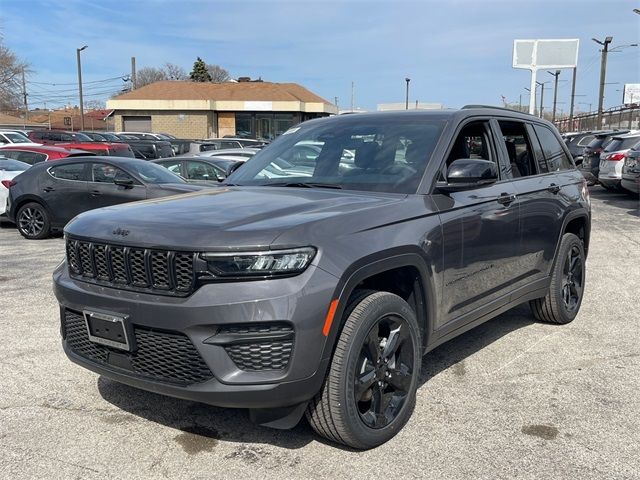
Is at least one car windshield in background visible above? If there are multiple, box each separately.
[0,159,30,171]
[227,117,445,194]
[126,161,185,184]
[4,133,31,143]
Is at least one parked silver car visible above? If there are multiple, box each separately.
[598,132,640,190]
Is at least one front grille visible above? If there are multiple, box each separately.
[219,323,294,371]
[66,237,196,296]
[63,309,213,385]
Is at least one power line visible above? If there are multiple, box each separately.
[28,75,128,86]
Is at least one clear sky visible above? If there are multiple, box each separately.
[1,0,638,113]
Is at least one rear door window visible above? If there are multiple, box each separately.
[532,125,574,171]
[577,135,594,146]
[156,160,183,176]
[49,163,89,181]
[17,151,47,165]
[496,121,538,177]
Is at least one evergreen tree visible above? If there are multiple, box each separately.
[189,57,212,82]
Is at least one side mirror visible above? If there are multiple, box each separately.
[114,177,134,188]
[437,158,498,193]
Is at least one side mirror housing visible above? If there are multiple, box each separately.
[437,158,498,193]
[114,177,134,188]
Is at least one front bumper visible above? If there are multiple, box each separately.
[54,261,338,409]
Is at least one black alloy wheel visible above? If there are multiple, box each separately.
[561,245,583,312]
[17,202,50,240]
[355,315,414,429]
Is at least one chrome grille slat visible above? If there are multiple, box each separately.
[66,238,195,296]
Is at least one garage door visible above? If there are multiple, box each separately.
[122,116,152,132]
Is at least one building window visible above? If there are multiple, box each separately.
[233,112,300,140]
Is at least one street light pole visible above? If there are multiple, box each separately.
[548,70,560,123]
[536,81,547,118]
[405,78,410,110]
[569,67,577,125]
[592,36,612,129]
[76,45,88,131]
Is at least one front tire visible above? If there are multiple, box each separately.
[306,291,421,449]
[530,233,585,324]
[17,202,51,240]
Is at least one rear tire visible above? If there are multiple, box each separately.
[16,202,51,240]
[306,291,421,449]
[530,233,585,324]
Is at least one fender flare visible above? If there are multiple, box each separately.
[320,246,438,362]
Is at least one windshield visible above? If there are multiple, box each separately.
[0,159,30,171]
[4,132,31,143]
[227,116,445,193]
[126,161,185,184]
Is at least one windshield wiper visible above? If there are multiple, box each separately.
[264,182,343,189]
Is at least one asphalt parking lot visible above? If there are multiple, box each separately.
[0,187,638,480]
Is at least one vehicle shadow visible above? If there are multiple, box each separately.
[589,186,639,216]
[97,304,537,451]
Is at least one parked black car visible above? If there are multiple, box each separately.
[80,131,124,142]
[152,156,243,183]
[54,108,590,449]
[6,156,203,239]
[580,132,621,185]
[126,140,175,159]
[621,140,640,195]
[564,131,597,163]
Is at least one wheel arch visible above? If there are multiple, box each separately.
[321,247,437,361]
[12,195,54,223]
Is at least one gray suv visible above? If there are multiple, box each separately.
[54,108,591,449]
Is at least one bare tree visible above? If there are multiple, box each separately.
[84,99,106,110]
[164,63,187,80]
[0,36,28,110]
[135,66,168,88]
[206,64,230,83]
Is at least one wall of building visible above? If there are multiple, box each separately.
[114,110,211,138]
[217,112,235,138]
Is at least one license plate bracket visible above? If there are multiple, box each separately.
[84,310,132,351]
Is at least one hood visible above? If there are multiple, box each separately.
[65,186,406,250]
[150,183,206,194]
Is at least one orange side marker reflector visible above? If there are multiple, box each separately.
[322,299,339,336]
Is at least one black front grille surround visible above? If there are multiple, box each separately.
[66,237,196,296]
[63,309,213,385]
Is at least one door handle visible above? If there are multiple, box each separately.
[547,183,561,194]
[497,193,517,205]
[43,187,54,192]
[90,190,102,197]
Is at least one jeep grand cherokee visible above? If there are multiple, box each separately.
[54,108,590,449]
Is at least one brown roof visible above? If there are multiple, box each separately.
[112,81,332,104]
[0,112,46,127]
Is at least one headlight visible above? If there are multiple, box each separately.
[200,247,316,279]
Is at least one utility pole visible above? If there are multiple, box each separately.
[76,45,88,130]
[548,70,561,123]
[405,77,410,110]
[21,67,28,128]
[334,96,338,112]
[593,36,613,129]
[131,56,137,90]
[350,81,354,112]
[536,81,546,118]
[519,94,522,112]
[569,67,577,126]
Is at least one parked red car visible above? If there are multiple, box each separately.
[0,145,95,165]
[27,130,134,158]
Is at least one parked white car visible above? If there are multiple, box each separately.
[598,132,640,190]
[0,131,42,147]
[0,158,30,219]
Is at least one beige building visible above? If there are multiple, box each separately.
[106,80,337,140]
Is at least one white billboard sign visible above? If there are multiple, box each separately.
[513,39,579,114]
[623,84,640,105]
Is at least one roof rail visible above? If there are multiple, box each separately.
[461,104,536,116]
